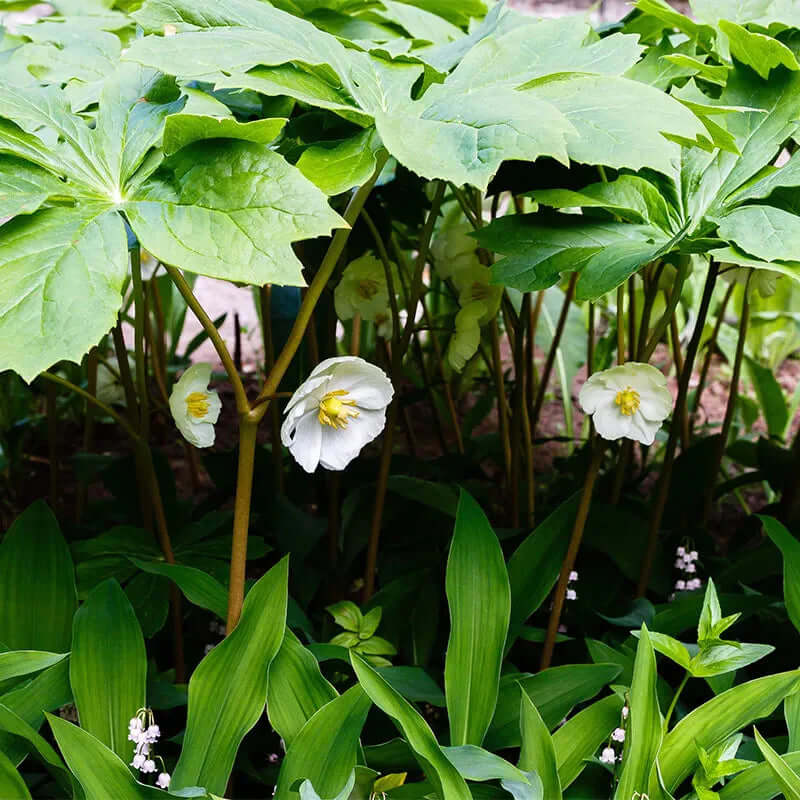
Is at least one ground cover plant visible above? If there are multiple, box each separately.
[5,0,800,797]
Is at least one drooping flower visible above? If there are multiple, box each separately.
[447,302,484,372]
[334,253,394,324]
[611,728,626,743]
[452,262,502,324]
[168,363,222,448]
[599,747,616,764]
[281,357,393,473]
[156,772,171,789]
[578,362,673,446]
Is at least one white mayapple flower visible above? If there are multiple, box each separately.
[168,363,222,448]
[579,362,673,446]
[281,357,393,473]
[334,253,393,323]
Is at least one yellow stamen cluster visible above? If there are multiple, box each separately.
[185,391,210,419]
[615,386,640,416]
[318,389,359,429]
[357,279,380,300]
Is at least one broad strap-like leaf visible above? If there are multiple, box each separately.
[70,579,147,760]
[552,695,625,789]
[275,686,371,800]
[171,557,288,795]
[267,628,338,749]
[124,140,346,287]
[0,652,68,684]
[351,652,472,800]
[485,663,622,750]
[0,501,77,651]
[655,669,800,793]
[444,490,511,747]
[0,204,126,382]
[518,690,561,799]
[0,749,30,800]
[615,625,663,800]
[754,728,800,800]
[760,515,800,636]
[48,714,172,800]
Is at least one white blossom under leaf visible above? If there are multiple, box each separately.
[281,356,393,473]
[168,362,222,448]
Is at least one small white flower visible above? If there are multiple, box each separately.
[169,363,222,448]
[128,717,144,743]
[566,588,577,601]
[156,772,171,789]
[675,580,686,590]
[676,546,686,557]
[97,356,134,407]
[132,753,147,770]
[611,728,626,742]
[579,362,673,446]
[621,705,629,719]
[689,550,698,561]
[145,724,160,743]
[674,559,684,569]
[268,753,280,764]
[281,357,393,473]
[600,747,616,764]
[686,562,696,574]
[687,578,702,590]
[141,759,157,774]
[569,570,578,582]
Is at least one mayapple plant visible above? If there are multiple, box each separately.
[3,0,800,798]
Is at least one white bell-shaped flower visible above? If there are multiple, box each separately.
[281,356,393,473]
[579,362,672,446]
[168,363,222,448]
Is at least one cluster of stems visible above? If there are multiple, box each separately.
[42,165,777,681]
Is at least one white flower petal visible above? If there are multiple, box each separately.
[592,402,632,441]
[288,411,323,473]
[283,374,330,415]
[578,374,611,414]
[637,385,672,422]
[319,408,386,470]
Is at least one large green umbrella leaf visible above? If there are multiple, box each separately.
[553,695,625,789]
[479,214,669,301]
[267,628,338,748]
[125,140,346,287]
[351,652,471,800]
[0,501,77,651]
[444,490,510,747]
[485,663,622,750]
[0,205,126,382]
[275,686,371,799]
[655,670,800,793]
[70,579,147,760]
[162,114,286,157]
[615,626,662,800]
[0,750,30,800]
[48,714,173,800]
[0,156,76,219]
[171,557,288,795]
[715,205,800,263]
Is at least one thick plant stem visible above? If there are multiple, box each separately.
[251,153,390,421]
[703,278,750,524]
[131,246,149,441]
[226,419,259,632]
[491,319,512,480]
[636,261,719,597]
[540,441,604,670]
[531,273,578,429]
[164,264,250,417]
[691,280,735,434]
